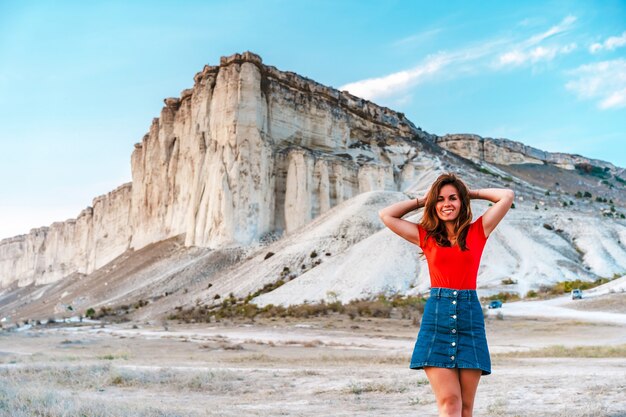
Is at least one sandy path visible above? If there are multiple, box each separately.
[486,292,626,324]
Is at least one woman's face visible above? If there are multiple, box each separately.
[436,184,461,222]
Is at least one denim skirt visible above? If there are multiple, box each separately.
[409,287,491,375]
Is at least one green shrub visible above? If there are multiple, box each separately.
[481,292,520,302]
[537,278,613,295]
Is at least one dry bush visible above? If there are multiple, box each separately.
[169,294,426,323]
[494,344,626,358]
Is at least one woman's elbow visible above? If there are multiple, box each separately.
[506,189,515,201]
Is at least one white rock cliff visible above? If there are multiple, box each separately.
[0,52,429,288]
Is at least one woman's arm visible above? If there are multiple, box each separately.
[469,188,515,238]
[378,195,426,246]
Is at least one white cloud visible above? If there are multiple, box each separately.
[589,31,626,53]
[340,37,510,100]
[565,59,626,109]
[340,52,456,100]
[391,28,444,47]
[600,88,626,109]
[496,15,578,68]
[525,15,577,46]
[341,16,578,101]
[499,50,526,66]
[499,43,577,66]
[589,43,603,54]
[340,59,434,100]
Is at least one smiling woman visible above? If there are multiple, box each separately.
[378,172,514,417]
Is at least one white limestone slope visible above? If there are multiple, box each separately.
[252,197,626,307]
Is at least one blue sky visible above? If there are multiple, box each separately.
[0,0,625,240]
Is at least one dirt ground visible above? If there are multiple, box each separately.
[1,313,625,417]
[567,292,626,314]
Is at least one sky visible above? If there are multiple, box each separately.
[0,0,625,240]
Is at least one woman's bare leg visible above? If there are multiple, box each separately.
[424,367,462,417]
[459,369,482,417]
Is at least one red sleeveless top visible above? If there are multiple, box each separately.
[417,216,488,290]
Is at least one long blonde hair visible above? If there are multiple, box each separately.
[420,172,472,251]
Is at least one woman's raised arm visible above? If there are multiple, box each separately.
[469,188,515,238]
[378,195,426,246]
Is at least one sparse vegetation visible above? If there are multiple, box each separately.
[575,163,611,179]
[481,292,520,303]
[168,294,427,323]
[97,353,129,361]
[501,278,517,285]
[528,276,619,298]
[477,166,497,177]
[494,344,626,358]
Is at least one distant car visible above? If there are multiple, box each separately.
[571,289,583,300]
[488,300,503,309]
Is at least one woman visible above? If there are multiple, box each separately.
[378,172,514,417]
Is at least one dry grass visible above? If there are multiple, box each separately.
[0,364,251,416]
[0,364,248,393]
[494,344,626,358]
[343,375,429,395]
[0,384,200,417]
[221,350,411,365]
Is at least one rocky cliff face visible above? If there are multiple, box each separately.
[435,134,619,171]
[0,52,431,288]
[0,184,132,288]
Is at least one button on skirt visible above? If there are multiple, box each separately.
[409,287,491,375]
